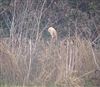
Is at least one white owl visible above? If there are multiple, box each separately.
[48,27,57,41]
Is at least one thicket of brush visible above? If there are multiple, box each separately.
[0,0,100,87]
[0,36,100,87]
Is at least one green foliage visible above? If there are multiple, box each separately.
[68,0,80,8]
[0,14,11,37]
[68,0,98,12]
[84,79,94,87]
[0,0,11,6]
[0,0,12,37]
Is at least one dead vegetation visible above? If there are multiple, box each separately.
[0,36,100,87]
[0,0,100,87]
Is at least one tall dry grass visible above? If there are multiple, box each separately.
[0,0,100,87]
[0,36,100,87]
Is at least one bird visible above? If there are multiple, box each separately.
[48,27,57,42]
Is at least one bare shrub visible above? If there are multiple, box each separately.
[0,40,22,85]
[0,0,100,87]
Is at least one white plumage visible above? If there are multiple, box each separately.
[48,27,57,40]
